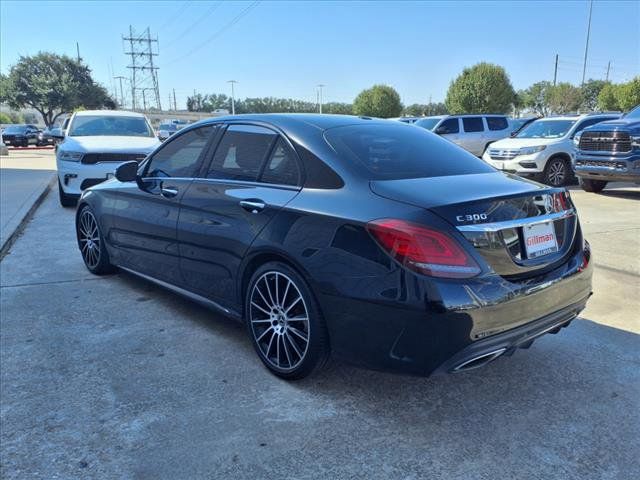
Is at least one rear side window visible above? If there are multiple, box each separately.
[325,123,494,180]
[438,118,459,134]
[462,117,484,132]
[486,117,509,131]
[260,138,300,186]
[207,125,277,181]
[146,125,213,178]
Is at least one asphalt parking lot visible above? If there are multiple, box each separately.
[1,152,639,479]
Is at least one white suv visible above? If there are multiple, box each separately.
[414,114,511,156]
[56,110,160,206]
[482,113,620,186]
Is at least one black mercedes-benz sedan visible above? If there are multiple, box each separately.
[75,114,593,379]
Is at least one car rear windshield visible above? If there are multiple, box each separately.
[324,123,494,180]
[516,119,576,139]
[68,115,154,137]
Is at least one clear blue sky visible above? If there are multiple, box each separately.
[1,0,638,109]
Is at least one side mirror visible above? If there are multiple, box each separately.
[115,161,139,182]
[435,126,447,135]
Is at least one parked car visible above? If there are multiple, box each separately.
[157,122,184,141]
[509,116,539,136]
[483,113,621,186]
[37,125,62,146]
[56,110,160,207]
[75,114,593,380]
[414,114,511,156]
[1,124,41,147]
[573,105,640,192]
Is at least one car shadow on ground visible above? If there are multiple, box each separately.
[118,267,640,403]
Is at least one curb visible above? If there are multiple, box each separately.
[0,174,56,260]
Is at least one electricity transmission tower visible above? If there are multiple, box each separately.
[123,26,161,111]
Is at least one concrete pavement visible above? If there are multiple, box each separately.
[0,149,56,254]
[0,181,639,479]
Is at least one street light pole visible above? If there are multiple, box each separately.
[317,84,325,114]
[227,80,238,115]
[581,0,593,86]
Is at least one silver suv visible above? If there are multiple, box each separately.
[482,113,620,186]
[414,114,511,156]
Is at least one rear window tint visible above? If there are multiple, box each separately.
[324,124,494,180]
[486,117,509,131]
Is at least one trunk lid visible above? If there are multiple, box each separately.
[370,172,577,278]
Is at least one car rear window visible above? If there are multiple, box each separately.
[324,123,494,180]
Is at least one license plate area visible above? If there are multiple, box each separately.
[523,221,558,259]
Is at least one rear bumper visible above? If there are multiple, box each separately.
[319,243,593,376]
[574,151,640,182]
[434,296,587,373]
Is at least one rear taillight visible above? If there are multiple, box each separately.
[366,219,480,279]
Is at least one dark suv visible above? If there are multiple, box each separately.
[574,105,640,192]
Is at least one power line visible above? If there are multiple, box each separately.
[157,1,193,33]
[165,1,222,45]
[163,1,260,67]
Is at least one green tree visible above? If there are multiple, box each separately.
[615,77,640,111]
[445,62,516,114]
[0,53,114,127]
[0,112,11,124]
[353,84,402,118]
[546,82,582,114]
[597,83,619,110]
[581,79,608,111]
[403,102,448,116]
[323,102,353,115]
[520,81,552,115]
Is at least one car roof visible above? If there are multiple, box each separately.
[73,110,147,117]
[198,113,389,132]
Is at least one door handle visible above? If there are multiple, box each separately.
[239,199,266,213]
[160,184,179,198]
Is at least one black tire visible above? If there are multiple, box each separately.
[58,180,77,207]
[22,138,29,148]
[245,261,329,380]
[543,156,570,186]
[579,177,607,193]
[76,205,115,275]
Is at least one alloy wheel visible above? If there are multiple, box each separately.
[546,159,566,186]
[78,209,101,269]
[249,271,310,371]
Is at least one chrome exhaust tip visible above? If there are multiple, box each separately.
[453,348,507,372]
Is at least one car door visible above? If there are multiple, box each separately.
[178,124,302,309]
[460,117,486,155]
[110,124,216,284]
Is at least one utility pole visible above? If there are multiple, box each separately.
[142,89,147,111]
[228,80,238,114]
[173,88,177,111]
[76,42,81,63]
[317,84,325,114]
[553,54,558,86]
[123,26,161,111]
[606,61,611,82]
[581,0,593,86]
[114,76,126,109]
